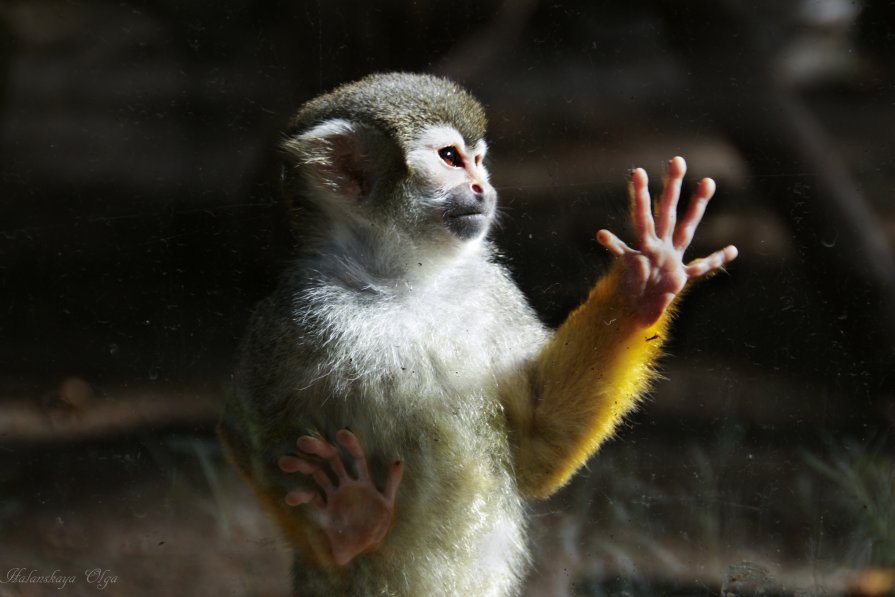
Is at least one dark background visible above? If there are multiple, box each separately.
[1,1,893,595]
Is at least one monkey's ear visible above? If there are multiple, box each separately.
[282,119,387,202]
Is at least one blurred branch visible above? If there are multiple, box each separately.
[0,386,218,445]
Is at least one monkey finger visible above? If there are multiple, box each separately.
[285,487,324,508]
[336,429,370,481]
[278,454,321,475]
[312,469,335,492]
[596,229,631,257]
[383,460,404,503]
[297,436,338,458]
[684,245,739,278]
[629,167,657,242]
[655,156,686,240]
[298,435,350,480]
[673,177,715,251]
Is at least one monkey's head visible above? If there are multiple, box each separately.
[281,73,497,259]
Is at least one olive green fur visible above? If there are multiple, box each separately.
[286,72,487,150]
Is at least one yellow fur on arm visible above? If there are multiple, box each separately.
[514,263,674,499]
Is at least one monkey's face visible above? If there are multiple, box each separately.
[283,118,497,257]
[405,125,497,243]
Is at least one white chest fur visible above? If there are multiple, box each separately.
[296,254,546,408]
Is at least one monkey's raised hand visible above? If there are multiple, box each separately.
[596,156,738,327]
[277,429,403,566]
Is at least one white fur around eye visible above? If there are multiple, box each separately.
[406,125,488,192]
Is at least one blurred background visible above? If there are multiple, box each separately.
[1,0,893,595]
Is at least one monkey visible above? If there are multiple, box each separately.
[218,72,738,596]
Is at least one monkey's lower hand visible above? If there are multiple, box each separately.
[596,156,738,327]
[277,429,404,566]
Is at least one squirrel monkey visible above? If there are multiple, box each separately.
[219,72,738,596]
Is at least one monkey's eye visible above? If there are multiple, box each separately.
[438,146,464,168]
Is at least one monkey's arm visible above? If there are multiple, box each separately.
[217,408,344,566]
[220,415,402,567]
[217,414,337,568]
[277,430,403,566]
[508,157,738,499]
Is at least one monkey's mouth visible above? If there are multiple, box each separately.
[444,203,491,220]
[444,210,489,229]
[444,209,490,240]
[446,211,486,222]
